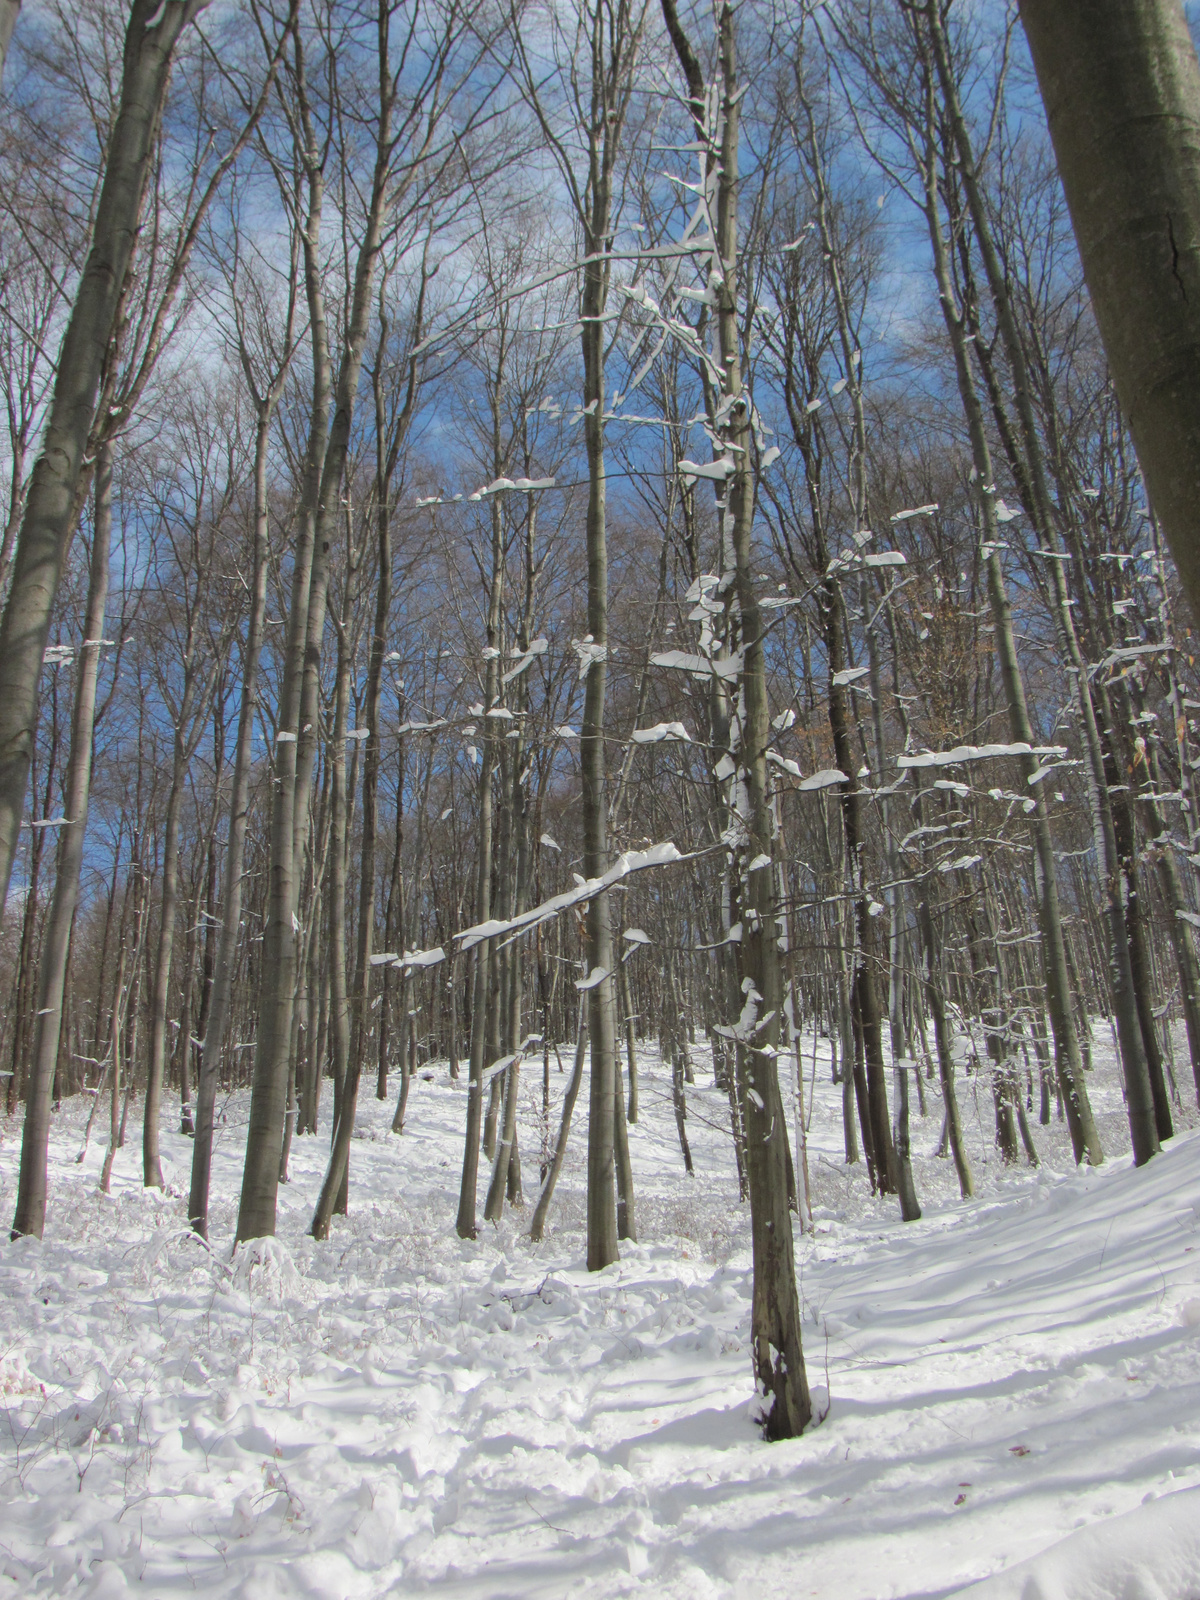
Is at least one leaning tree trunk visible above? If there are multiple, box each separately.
[10,440,112,1240]
[0,0,205,925]
[1017,0,1200,627]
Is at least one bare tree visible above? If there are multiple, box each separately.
[0,0,288,925]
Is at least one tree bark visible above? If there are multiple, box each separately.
[1017,0,1200,625]
[0,0,206,925]
[662,0,811,1437]
[10,439,112,1239]
[0,0,20,87]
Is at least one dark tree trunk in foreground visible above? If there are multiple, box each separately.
[1018,0,1200,627]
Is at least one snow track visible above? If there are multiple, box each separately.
[1,1036,1198,1597]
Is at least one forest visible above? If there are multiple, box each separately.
[2,1,1200,1595]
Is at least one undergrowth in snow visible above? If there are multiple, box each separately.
[1,1027,1199,1598]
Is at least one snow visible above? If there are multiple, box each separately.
[650,650,742,683]
[455,843,685,951]
[798,767,848,791]
[678,458,736,481]
[898,743,1068,769]
[393,947,445,971]
[2,1030,1199,1599]
[957,1487,1200,1598]
[574,966,609,990]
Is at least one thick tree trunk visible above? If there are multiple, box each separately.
[1017,0,1200,625]
[0,0,21,87]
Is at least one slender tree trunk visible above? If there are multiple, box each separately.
[529,1006,586,1243]
[619,958,639,1122]
[10,440,112,1239]
[913,73,1104,1167]
[662,0,811,1436]
[456,498,504,1237]
[311,592,357,1239]
[98,931,128,1196]
[239,17,394,1238]
[577,42,621,1274]
[143,674,207,1189]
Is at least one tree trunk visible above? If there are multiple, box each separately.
[238,19,393,1239]
[0,0,205,924]
[529,1006,586,1244]
[311,590,357,1240]
[10,439,112,1239]
[662,0,811,1437]
[0,0,21,87]
[1017,0,1200,625]
[143,663,208,1189]
[912,67,1104,1167]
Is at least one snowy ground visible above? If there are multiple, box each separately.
[2,1025,1199,1599]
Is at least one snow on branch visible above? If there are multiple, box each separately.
[630,721,690,744]
[454,842,684,952]
[897,743,1068,769]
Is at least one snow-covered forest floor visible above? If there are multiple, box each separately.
[2,1030,1199,1599]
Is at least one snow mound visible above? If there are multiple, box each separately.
[956,1487,1200,1599]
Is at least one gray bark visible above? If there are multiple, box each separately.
[189,374,287,1233]
[10,440,112,1239]
[912,47,1106,1168]
[661,0,811,1438]
[1017,0,1200,626]
[0,0,207,926]
[0,0,20,87]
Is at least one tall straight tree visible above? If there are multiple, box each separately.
[238,0,491,1243]
[512,0,650,1271]
[660,0,812,1438]
[189,225,299,1239]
